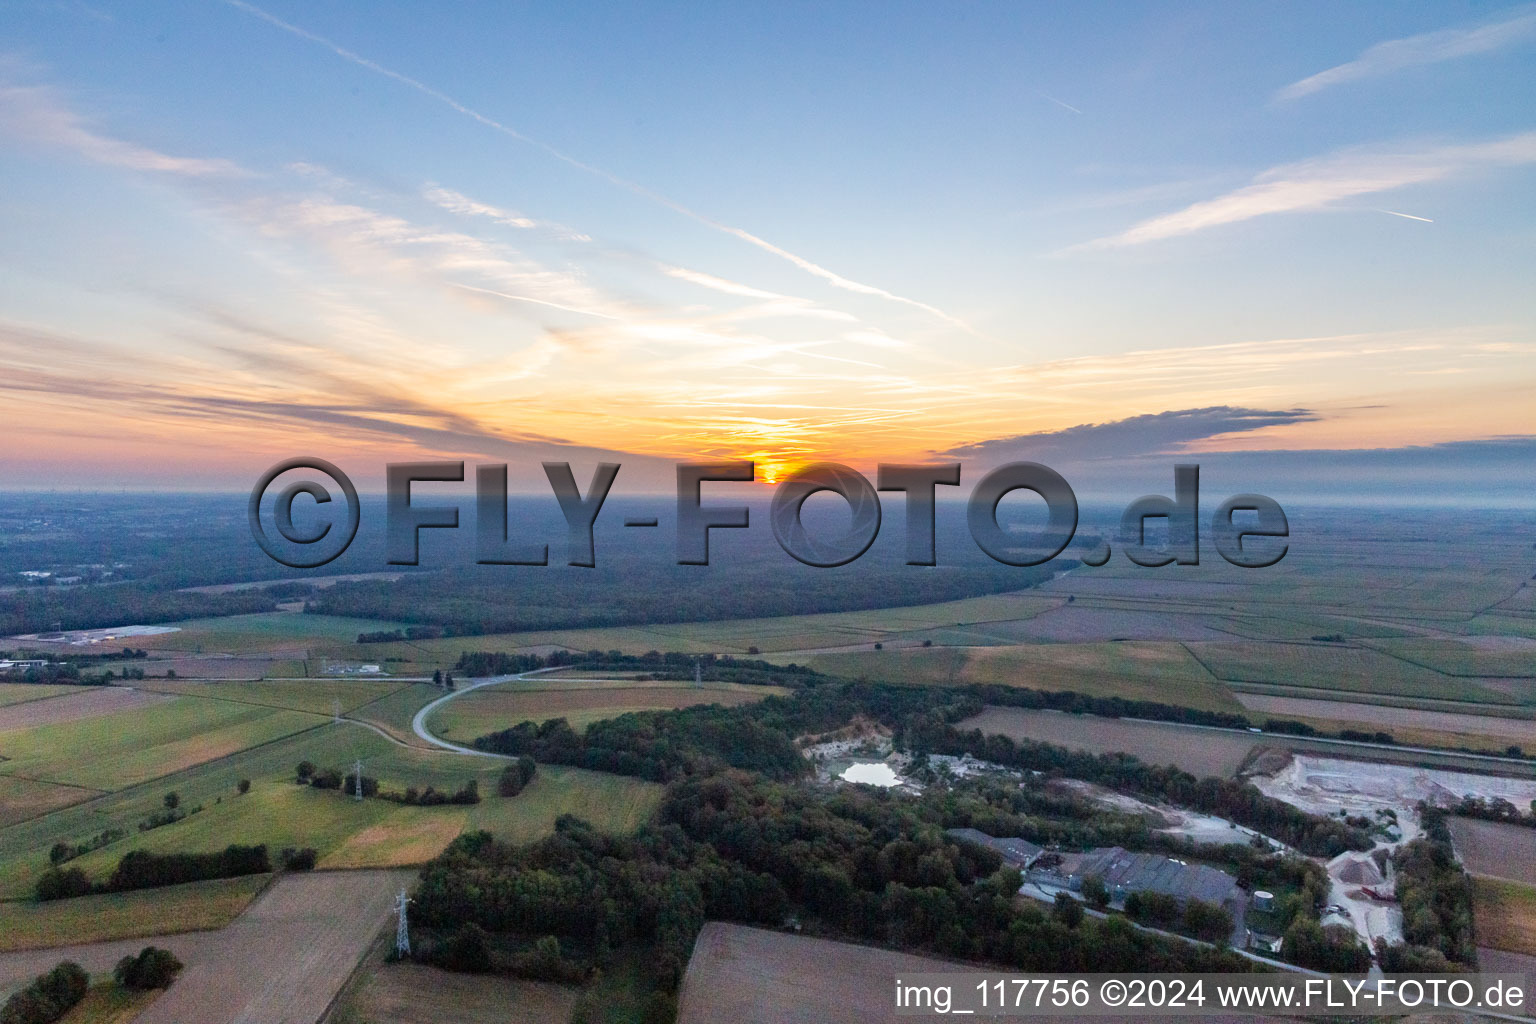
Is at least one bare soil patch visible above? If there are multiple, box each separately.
[1447,817,1536,885]
[958,706,1258,778]
[677,923,1279,1024]
[345,959,576,1024]
[0,687,172,732]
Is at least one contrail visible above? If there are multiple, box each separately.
[1037,90,1083,115]
[449,282,621,320]
[223,0,976,333]
[1377,209,1434,223]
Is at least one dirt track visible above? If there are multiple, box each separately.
[0,687,172,733]
[0,870,410,1022]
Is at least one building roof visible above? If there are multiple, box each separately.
[945,828,1043,867]
[1074,847,1240,906]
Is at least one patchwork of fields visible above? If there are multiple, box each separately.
[0,674,666,952]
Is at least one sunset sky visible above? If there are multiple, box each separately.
[1,2,1533,497]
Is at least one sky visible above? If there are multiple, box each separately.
[0,1,1533,501]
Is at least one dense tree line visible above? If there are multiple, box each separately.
[296,763,481,805]
[48,828,125,866]
[36,844,270,901]
[1392,808,1478,968]
[0,962,88,1024]
[453,648,821,688]
[306,551,1057,638]
[0,586,276,636]
[1447,794,1536,829]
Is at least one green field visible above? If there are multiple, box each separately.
[0,697,320,790]
[0,874,271,952]
[0,710,662,899]
[1186,641,1516,703]
[0,684,89,707]
[0,776,95,829]
[343,683,443,747]
[1363,637,1536,678]
[804,642,1244,713]
[140,678,413,716]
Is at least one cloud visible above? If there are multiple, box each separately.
[222,0,974,333]
[1277,6,1536,101]
[942,406,1320,463]
[422,185,590,241]
[1072,132,1536,249]
[0,79,245,176]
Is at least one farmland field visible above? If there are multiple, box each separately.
[340,957,577,1024]
[675,922,1270,1024]
[0,776,95,828]
[0,720,659,899]
[140,678,411,716]
[0,684,87,707]
[1366,636,1536,678]
[1187,641,1514,703]
[1232,692,1536,746]
[804,642,1243,713]
[344,683,444,747]
[1471,877,1536,956]
[1446,817,1536,885]
[0,874,271,952]
[426,679,788,740]
[0,687,172,732]
[957,706,1259,777]
[0,697,320,791]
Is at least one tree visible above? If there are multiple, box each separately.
[296,761,316,782]
[163,792,179,811]
[237,779,251,795]
[444,672,456,690]
[1052,891,1084,927]
[433,669,443,686]
[438,922,493,973]
[48,842,71,867]
[114,947,183,990]
[1081,875,1110,910]
[1182,898,1234,944]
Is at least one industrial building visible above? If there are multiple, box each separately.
[1028,846,1240,909]
[944,828,1043,870]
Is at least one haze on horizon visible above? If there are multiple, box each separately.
[0,2,1532,501]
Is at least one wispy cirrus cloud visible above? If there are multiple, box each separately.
[1070,131,1536,250]
[222,0,976,333]
[0,78,245,176]
[1277,5,1536,101]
